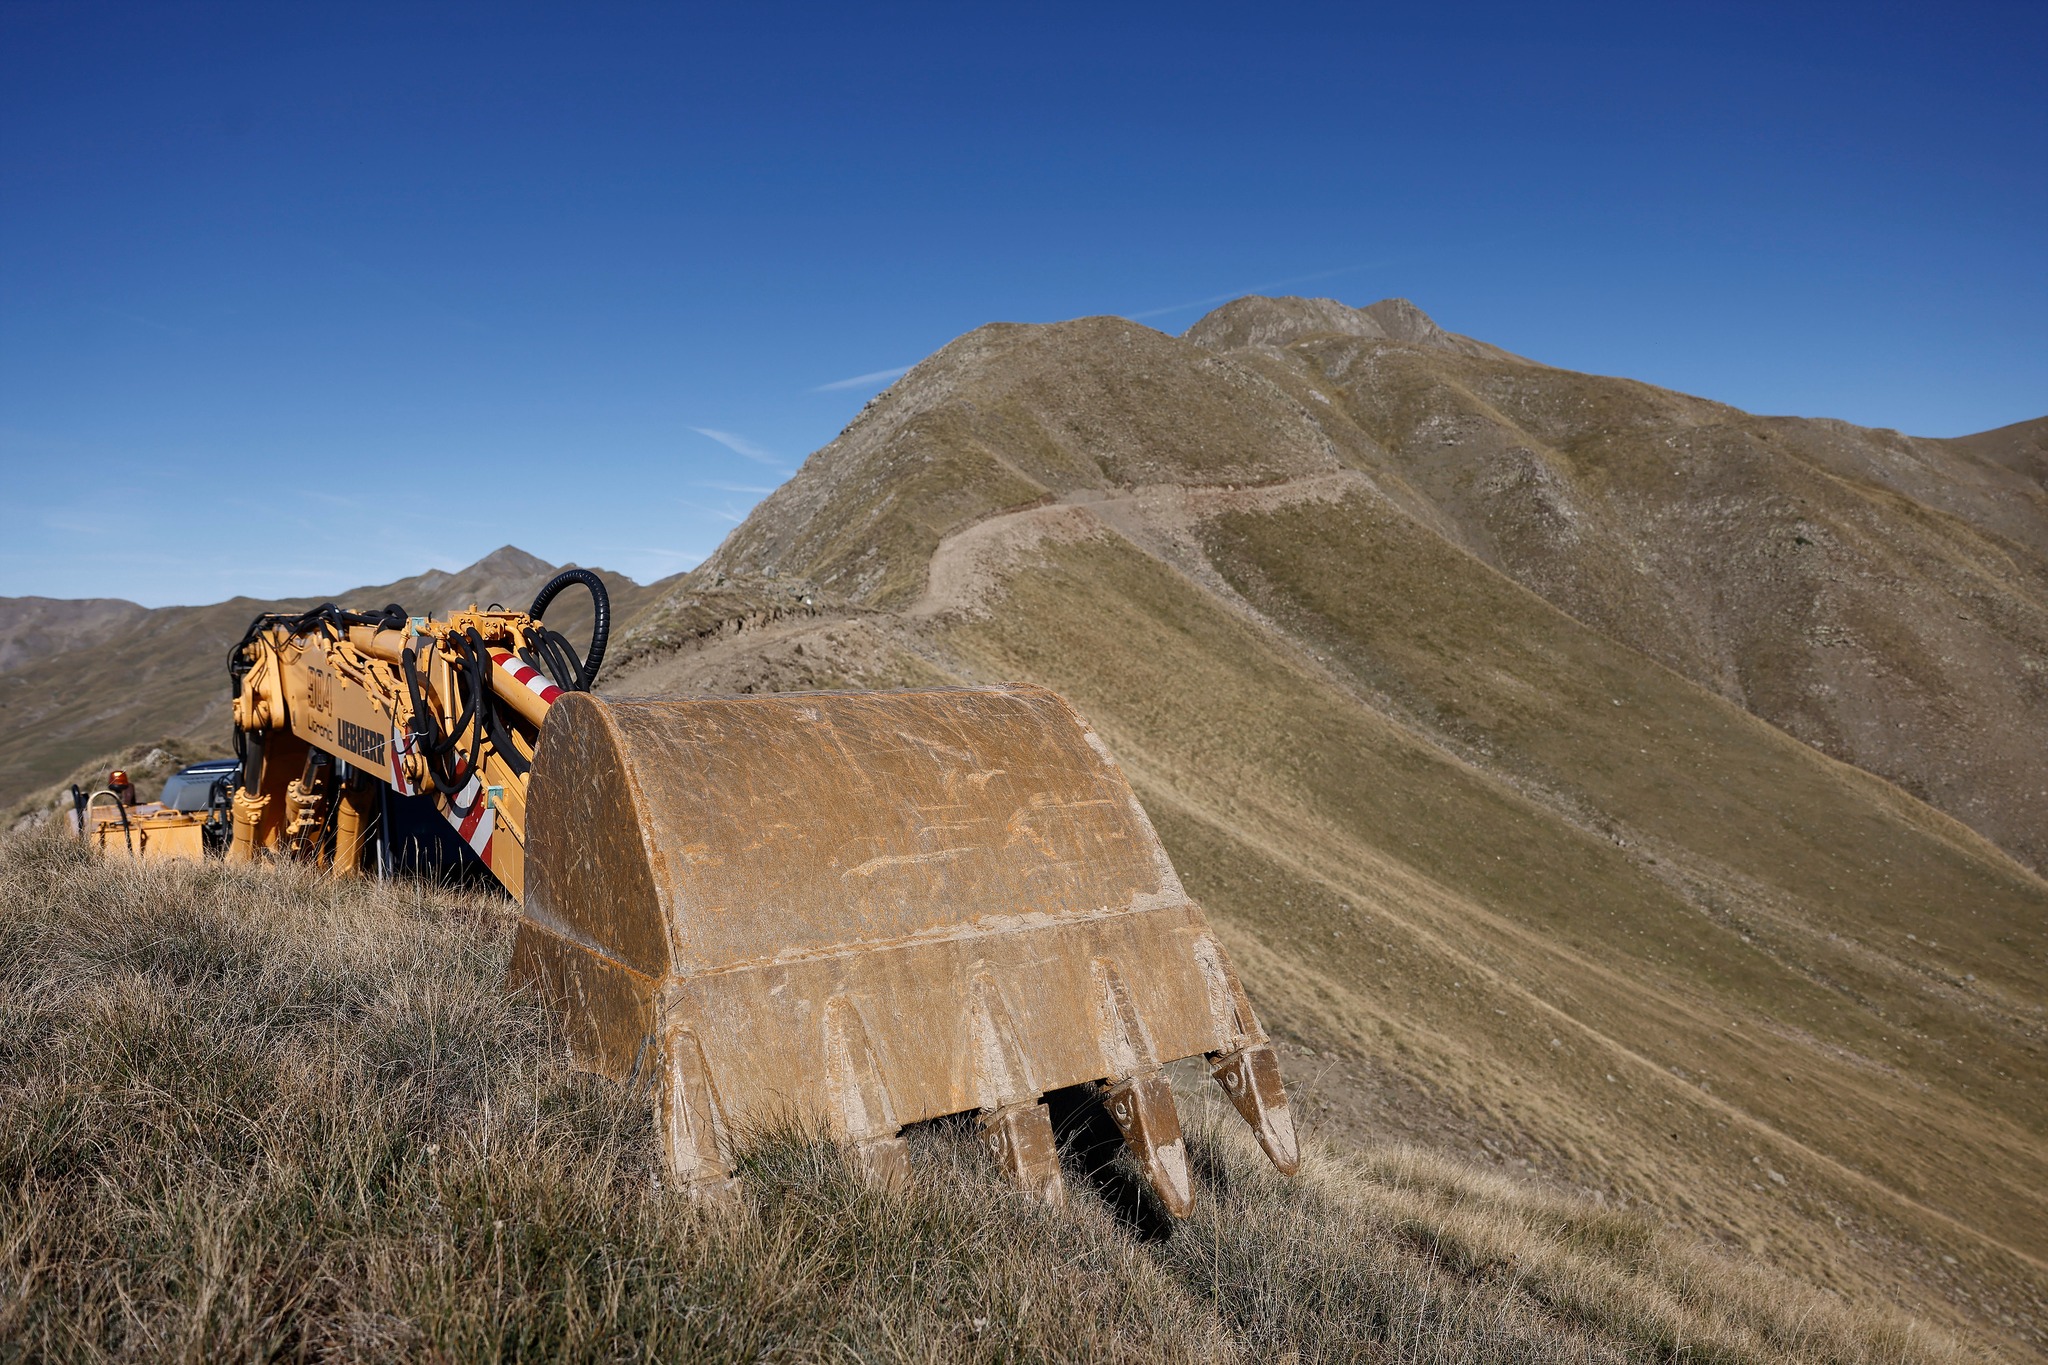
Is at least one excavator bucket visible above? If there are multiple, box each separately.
[507,684,1296,1213]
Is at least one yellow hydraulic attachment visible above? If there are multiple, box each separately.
[74,782,221,862]
[169,569,1297,1211]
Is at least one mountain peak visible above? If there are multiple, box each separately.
[1359,297,1447,343]
[469,545,555,579]
[1184,294,1522,362]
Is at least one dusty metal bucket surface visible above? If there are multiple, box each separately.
[507,684,1296,1211]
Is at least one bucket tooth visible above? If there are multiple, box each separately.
[824,997,897,1131]
[979,1101,1066,1206]
[1210,1042,1299,1175]
[681,1171,742,1205]
[853,1133,911,1192]
[1102,1071,1194,1218]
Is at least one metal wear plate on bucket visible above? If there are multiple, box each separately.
[506,684,1296,1212]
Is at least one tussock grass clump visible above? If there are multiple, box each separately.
[0,833,1955,1362]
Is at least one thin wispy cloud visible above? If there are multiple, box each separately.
[298,488,371,512]
[1123,262,1387,322]
[694,480,779,495]
[812,364,914,392]
[42,512,114,536]
[689,427,783,466]
[679,499,746,524]
[95,305,186,335]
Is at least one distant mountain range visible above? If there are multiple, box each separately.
[0,546,667,814]
[5,298,2043,1353]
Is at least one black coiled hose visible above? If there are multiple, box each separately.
[526,567,609,691]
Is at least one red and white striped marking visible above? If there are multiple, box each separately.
[389,724,417,796]
[438,758,495,867]
[490,650,563,707]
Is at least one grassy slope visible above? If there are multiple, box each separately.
[932,509,2046,1348]
[0,834,1955,1363]
[0,597,151,673]
[0,596,273,812]
[709,306,2048,872]
[701,316,1340,606]
[1256,335,2048,869]
[1939,416,2048,485]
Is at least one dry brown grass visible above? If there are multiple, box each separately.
[0,832,1959,1362]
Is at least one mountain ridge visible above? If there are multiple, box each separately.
[0,596,152,674]
[1185,294,1529,362]
[703,297,2048,871]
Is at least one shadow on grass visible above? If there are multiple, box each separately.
[1046,1081,1178,1243]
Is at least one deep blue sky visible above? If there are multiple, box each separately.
[3,2,2043,606]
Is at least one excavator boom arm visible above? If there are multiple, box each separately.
[226,569,610,898]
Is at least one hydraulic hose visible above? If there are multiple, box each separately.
[527,567,609,690]
[467,626,531,777]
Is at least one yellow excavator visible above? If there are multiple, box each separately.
[72,760,236,862]
[88,568,1298,1213]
